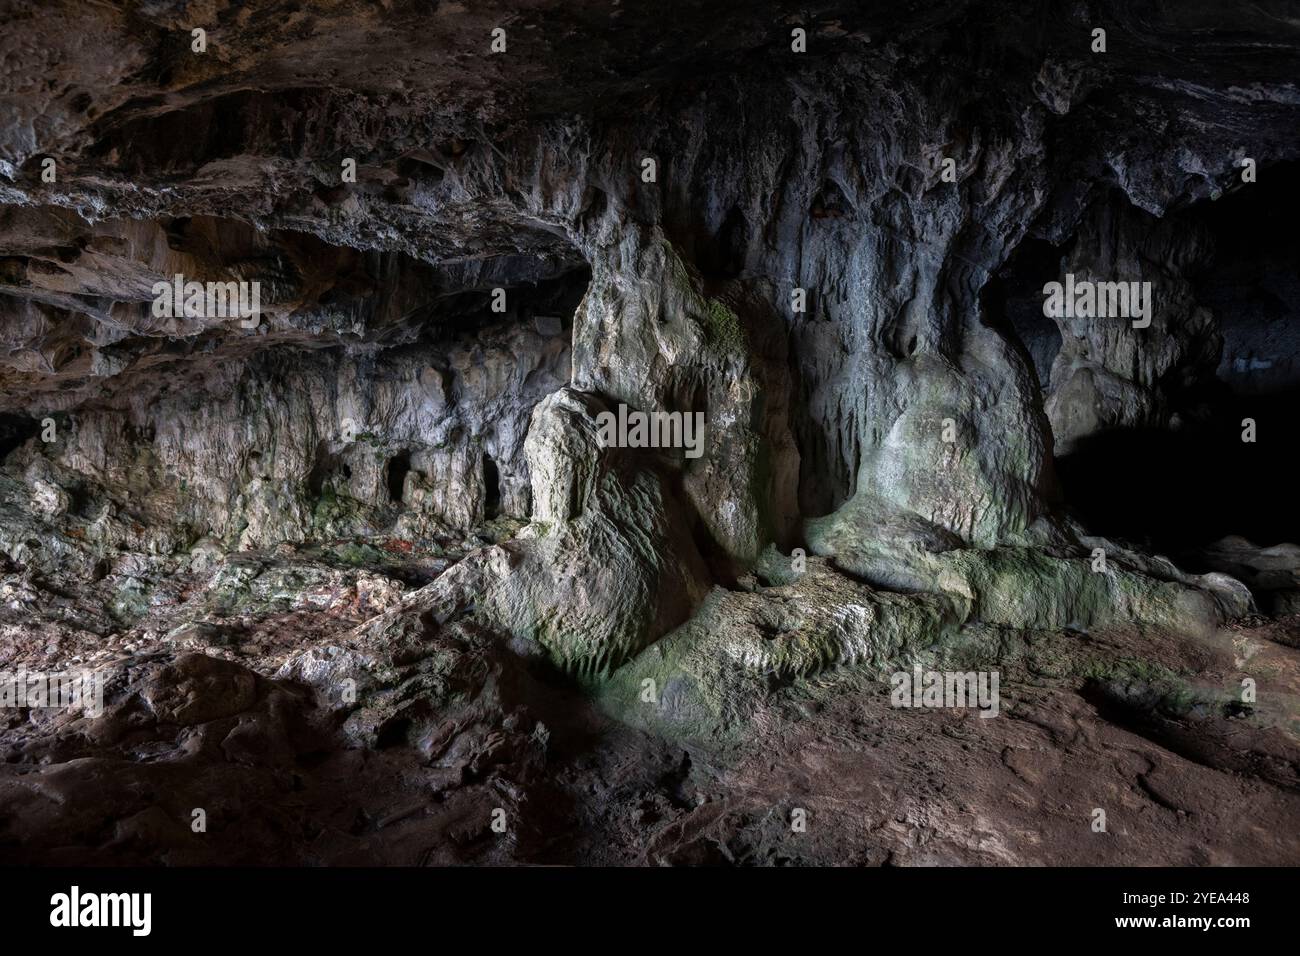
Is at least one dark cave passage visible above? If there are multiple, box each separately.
[1196,161,1300,396]
[1057,165,1300,553]
[983,169,1300,553]
[434,264,591,341]
[0,414,38,461]
[1054,399,1299,553]
[981,236,1066,391]
[482,454,501,519]
[307,440,351,498]
[386,450,411,503]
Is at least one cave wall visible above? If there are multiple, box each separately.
[0,206,583,552]
[1,0,1298,667]
[1043,193,1222,455]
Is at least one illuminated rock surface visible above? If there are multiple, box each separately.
[0,1,1297,865]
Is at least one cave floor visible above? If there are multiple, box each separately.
[1,536,1296,866]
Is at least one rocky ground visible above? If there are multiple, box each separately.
[0,1,1298,865]
[1,521,1296,865]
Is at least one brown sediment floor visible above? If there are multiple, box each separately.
[1,540,1295,866]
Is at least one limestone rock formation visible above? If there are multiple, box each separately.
[0,0,1297,866]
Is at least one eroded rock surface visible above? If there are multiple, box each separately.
[0,1,1297,865]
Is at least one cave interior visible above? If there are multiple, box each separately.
[0,0,1297,867]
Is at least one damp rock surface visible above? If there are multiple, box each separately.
[0,1,1297,865]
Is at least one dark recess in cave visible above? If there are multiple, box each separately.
[482,454,501,519]
[696,207,749,280]
[387,450,411,503]
[307,440,351,498]
[1055,410,1295,553]
[0,414,38,461]
[981,236,1066,391]
[439,266,591,340]
[1197,160,1300,396]
[1057,165,1300,553]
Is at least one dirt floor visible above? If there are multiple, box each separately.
[1,541,1297,866]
